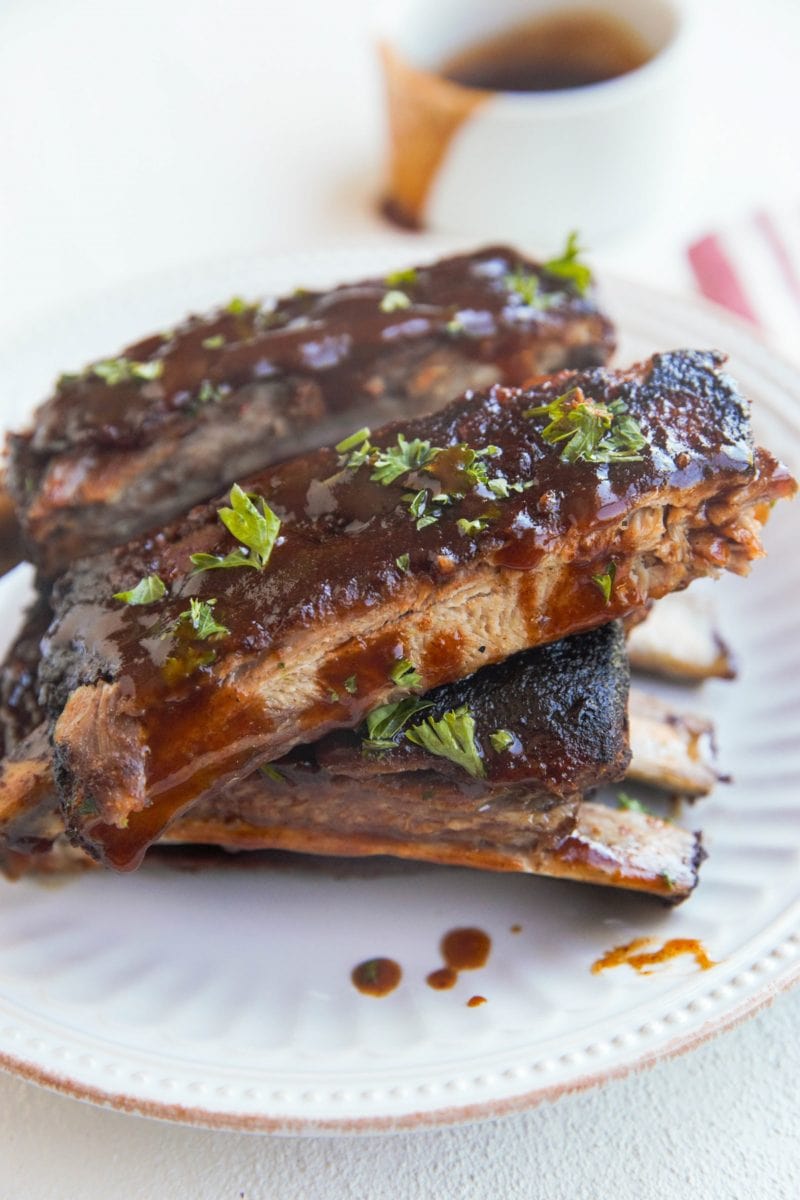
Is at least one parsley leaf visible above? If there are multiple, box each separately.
[396,553,410,574]
[591,561,616,604]
[179,598,229,640]
[371,434,440,485]
[191,484,281,573]
[489,729,514,753]
[259,764,285,783]
[390,659,422,688]
[385,267,417,288]
[403,488,444,530]
[197,379,224,405]
[380,289,412,313]
[344,675,358,694]
[525,387,646,464]
[225,296,251,316]
[617,791,650,815]
[202,334,225,350]
[405,705,485,778]
[543,231,592,295]
[113,574,167,605]
[456,517,490,536]
[504,270,558,310]
[362,696,434,751]
[93,357,164,385]
[335,427,372,454]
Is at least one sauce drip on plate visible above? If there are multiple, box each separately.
[592,937,716,976]
[351,957,402,997]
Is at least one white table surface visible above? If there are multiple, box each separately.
[1,0,799,1195]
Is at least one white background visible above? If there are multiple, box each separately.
[0,0,799,1195]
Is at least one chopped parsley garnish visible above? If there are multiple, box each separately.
[403,488,443,530]
[446,317,465,336]
[190,483,281,573]
[329,689,340,702]
[456,516,490,536]
[362,696,433,752]
[225,296,251,316]
[617,791,650,815]
[92,357,164,385]
[525,387,646,464]
[344,675,358,694]
[335,426,371,455]
[489,729,514,753]
[543,231,592,295]
[424,444,498,494]
[661,871,676,891]
[202,334,225,350]
[178,598,229,640]
[197,379,224,405]
[396,553,410,574]
[405,705,485,779]
[503,235,592,313]
[113,574,167,605]
[504,269,553,309]
[380,289,412,313]
[385,267,417,289]
[259,764,285,783]
[390,659,422,688]
[371,434,439,485]
[591,561,616,605]
[486,476,531,498]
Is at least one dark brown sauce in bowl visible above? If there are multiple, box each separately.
[440,9,652,94]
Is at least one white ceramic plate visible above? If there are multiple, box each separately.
[0,244,798,1134]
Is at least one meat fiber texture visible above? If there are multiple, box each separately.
[4,245,615,578]
[40,350,795,870]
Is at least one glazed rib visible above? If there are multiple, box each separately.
[4,246,614,578]
[3,625,630,859]
[41,350,795,870]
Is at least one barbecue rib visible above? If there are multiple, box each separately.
[1,618,701,904]
[4,246,615,578]
[3,624,630,857]
[0,805,703,904]
[40,350,794,869]
[158,803,704,904]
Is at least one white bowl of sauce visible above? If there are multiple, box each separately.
[377,0,687,244]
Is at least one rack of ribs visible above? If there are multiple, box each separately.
[3,245,615,579]
[35,349,794,871]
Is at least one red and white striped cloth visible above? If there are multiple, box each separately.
[688,208,800,365]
